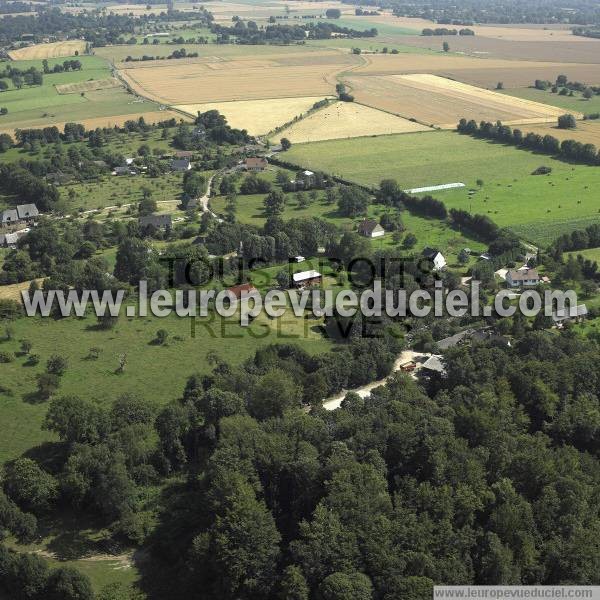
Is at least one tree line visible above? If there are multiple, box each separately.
[457,118,600,166]
[421,27,474,35]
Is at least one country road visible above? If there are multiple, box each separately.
[322,350,432,411]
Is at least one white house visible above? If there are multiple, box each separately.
[422,248,446,271]
[292,270,322,288]
[358,218,384,238]
[506,268,540,288]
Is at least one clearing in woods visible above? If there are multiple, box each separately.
[344,73,574,128]
[8,40,87,60]
[273,101,432,143]
[174,96,331,135]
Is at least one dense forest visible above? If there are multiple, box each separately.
[0,7,213,45]
[2,329,600,599]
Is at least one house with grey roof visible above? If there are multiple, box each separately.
[171,158,192,172]
[1,209,18,226]
[17,204,39,221]
[506,268,540,288]
[139,214,172,231]
[552,304,588,325]
[0,232,19,247]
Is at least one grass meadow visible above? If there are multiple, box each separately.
[283,131,600,246]
[0,55,163,130]
[0,307,332,464]
[500,87,600,115]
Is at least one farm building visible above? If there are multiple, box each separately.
[17,204,39,222]
[506,268,540,287]
[1,209,19,226]
[171,159,192,172]
[244,157,268,172]
[1,204,39,226]
[552,304,588,326]
[0,232,19,248]
[420,355,446,376]
[114,166,135,176]
[292,270,322,288]
[139,214,172,231]
[296,170,315,188]
[227,283,260,300]
[358,218,384,238]
[422,248,446,271]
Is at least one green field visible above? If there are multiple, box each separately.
[211,182,486,263]
[566,246,600,263]
[319,17,420,36]
[283,131,600,246]
[307,38,437,53]
[500,86,600,114]
[0,308,331,464]
[0,55,164,130]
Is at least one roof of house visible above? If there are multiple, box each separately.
[293,270,322,283]
[245,157,267,168]
[358,218,382,236]
[436,329,476,350]
[508,268,540,281]
[17,204,39,219]
[552,304,588,322]
[175,150,194,158]
[227,283,259,299]
[0,232,19,245]
[421,354,446,374]
[114,166,131,174]
[422,247,443,259]
[139,214,173,229]
[1,209,18,223]
[171,158,191,170]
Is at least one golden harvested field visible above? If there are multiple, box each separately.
[524,121,600,147]
[8,40,87,60]
[0,279,44,302]
[273,101,432,142]
[55,77,121,94]
[351,53,600,87]
[346,73,570,128]
[373,13,592,42]
[174,96,331,135]
[0,110,188,139]
[119,49,361,104]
